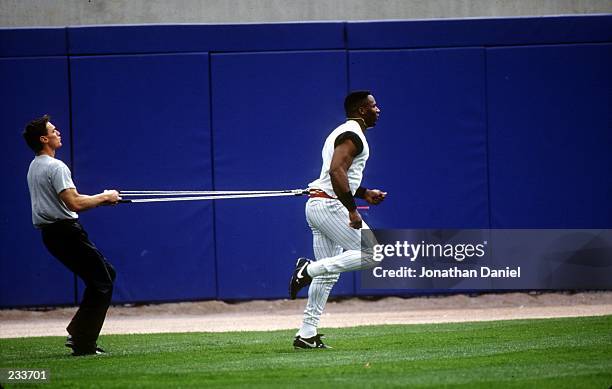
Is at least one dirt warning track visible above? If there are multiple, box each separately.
[1,292,611,338]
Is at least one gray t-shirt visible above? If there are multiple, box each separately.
[26,155,78,227]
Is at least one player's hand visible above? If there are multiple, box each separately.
[103,189,121,205]
[364,189,387,205]
[349,209,363,229]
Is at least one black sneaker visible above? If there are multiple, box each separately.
[72,346,106,356]
[289,257,312,299]
[66,336,106,356]
[293,334,331,349]
[65,335,74,349]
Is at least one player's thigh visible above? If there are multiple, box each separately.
[307,198,362,251]
[311,228,343,260]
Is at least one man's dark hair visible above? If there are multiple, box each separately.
[23,115,51,153]
[344,90,371,116]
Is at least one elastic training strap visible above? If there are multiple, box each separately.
[118,189,309,203]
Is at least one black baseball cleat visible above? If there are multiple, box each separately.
[289,257,312,299]
[293,334,331,349]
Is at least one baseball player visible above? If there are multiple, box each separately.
[289,91,386,349]
[23,115,121,356]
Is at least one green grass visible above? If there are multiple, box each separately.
[1,315,611,388]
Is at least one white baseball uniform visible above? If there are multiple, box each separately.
[297,119,375,338]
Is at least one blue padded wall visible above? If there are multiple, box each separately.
[211,51,351,299]
[346,15,612,49]
[69,53,216,303]
[0,27,67,57]
[487,43,612,228]
[348,48,489,229]
[0,57,74,307]
[68,23,345,55]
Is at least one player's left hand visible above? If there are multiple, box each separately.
[364,189,387,205]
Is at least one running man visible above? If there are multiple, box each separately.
[289,91,386,349]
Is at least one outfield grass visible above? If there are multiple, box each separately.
[1,315,611,388]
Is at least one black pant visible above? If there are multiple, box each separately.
[41,219,115,346]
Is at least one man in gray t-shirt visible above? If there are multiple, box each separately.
[23,115,121,356]
[27,154,78,226]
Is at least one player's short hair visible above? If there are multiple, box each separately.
[23,115,51,153]
[344,90,372,116]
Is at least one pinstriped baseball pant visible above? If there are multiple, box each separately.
[298,197,374,338]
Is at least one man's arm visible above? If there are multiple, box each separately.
[329,140,362,229]
[60,188,121,213]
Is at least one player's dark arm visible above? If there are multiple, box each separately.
[329,140,357,197]
[329,140,362,229]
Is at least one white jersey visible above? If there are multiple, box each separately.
[308,120,369,197]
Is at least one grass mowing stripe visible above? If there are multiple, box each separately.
[0,315,610,388]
